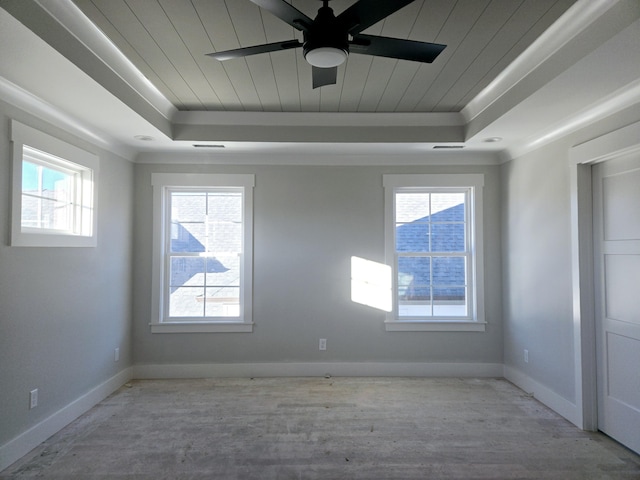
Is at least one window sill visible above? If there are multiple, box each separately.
[385,321,486,332]
[12,231,97,248]
[150,322,254,333]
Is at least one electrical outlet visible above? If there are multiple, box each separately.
[29,389,38,409]
[524,349,529,363]
[114,347,120,362]
[319,338,327,351]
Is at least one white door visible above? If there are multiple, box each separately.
[592,153,640,454]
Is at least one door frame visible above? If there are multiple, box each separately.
[569,120,640,431]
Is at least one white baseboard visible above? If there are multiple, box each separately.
[133,362,504,379]
[0,367,133,472]
[503,365,581,427]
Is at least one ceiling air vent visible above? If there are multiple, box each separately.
[433,145,464,149]
[193,144,225,148]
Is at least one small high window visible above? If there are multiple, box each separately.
[11,120,98,247]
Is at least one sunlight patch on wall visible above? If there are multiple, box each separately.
[351,256,392,312]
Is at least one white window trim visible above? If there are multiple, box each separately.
[383,174,486,332]
[10,120,98,247]
[150,173,254,333]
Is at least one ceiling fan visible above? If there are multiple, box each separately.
[207,0,446,89]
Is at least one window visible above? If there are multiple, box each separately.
[383,174,485,331]
[151,173,254,333]
[11,120,98,247]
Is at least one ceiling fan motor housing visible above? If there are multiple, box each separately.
[303,4,349,66]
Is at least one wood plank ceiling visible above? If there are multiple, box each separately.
[72,0,577,113]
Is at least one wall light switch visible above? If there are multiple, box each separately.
[114,347,120,362]
[524,349,529,363]
[319,338,327,351]
[29,389,38,409]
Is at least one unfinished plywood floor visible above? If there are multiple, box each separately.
[1,377,639,479]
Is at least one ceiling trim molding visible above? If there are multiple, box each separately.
[174,111,464,127]
[134,150,501,166]
[0,75,136,160]
[173,111,466,144]
[35,0,177,120]
[570,118,640,166]
[508,78,640,160]
[1,0,174,137]
[462,0,618,125]
[172,124,465,144]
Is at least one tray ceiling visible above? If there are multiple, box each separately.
[2,0,638,160]
[71,0,576,113]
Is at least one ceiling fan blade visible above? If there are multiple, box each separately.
[312,66,337,89]
[250,0,313,31]
[337,0,415,35]
[350,34,446,63]
[207,40,302,61]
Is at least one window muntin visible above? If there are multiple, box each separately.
[151,173,254,333]
[11,120,98,247]
[383,174,485,332]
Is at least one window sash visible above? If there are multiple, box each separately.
[150,173,254,333]
[395,252,471,319]
[383,174,485,331]
[162,188,245,322]
[392,188,473,321]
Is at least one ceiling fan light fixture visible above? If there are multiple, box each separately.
[304,47,347,68]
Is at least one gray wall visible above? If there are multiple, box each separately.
[501,142,576,401]
[500,105,640,404]
[0,101,134,447]
[132,162,503,366]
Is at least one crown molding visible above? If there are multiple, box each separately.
[462,0,620,125]
[0,75,136,160]
[174,110,464,127]
[134,148,501,166]
[172,111,466,144]
[36,0,175,118]
[464,0,640,149]
[509,78,640,160]
[1,0,175,137]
